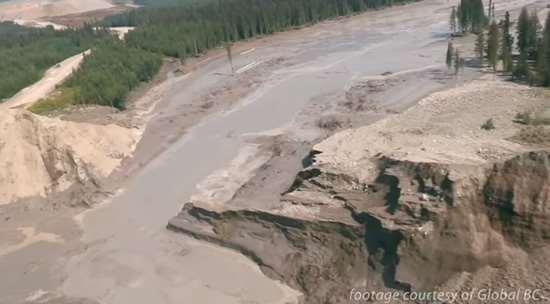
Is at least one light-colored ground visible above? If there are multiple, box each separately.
[0,0,544,303]
[108,26,134,40]
[0,0,113,21]
[12,18,66,29]
[4,50,88,110]
[0,108,140,204]
[314,76,549,182]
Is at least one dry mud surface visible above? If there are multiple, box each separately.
[0,0,113,21]
[0,0,548,303]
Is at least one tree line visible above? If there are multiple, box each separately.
[3,0,420,109]
[105,0,417,59]
[63,40,162,109]
[447,4,550,87]
[0,21,161,109]
[0,22,108,100]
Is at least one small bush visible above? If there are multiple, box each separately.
[481,118,495,130]
[533,109,550,126]
[317,116,342,131]
[514,111,532,125]
[28,88,77,114]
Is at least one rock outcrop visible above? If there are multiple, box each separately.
[171,150,550,303]
[170,80,550,303]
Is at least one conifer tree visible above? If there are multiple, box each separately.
[538,12,550,86]
[487,20,500,70]
[501,11,514,72]
[457,0,487,33]
[475,31,485,65]
[513,53,529,80]
[446,41,455,68]
[517,7,539,58]
[517,7,530,56]
[454,49,463,75]
[450,6,457,34]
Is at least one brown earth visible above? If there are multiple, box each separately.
[170,78,550,303]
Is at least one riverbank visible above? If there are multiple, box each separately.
[0,0,543,303]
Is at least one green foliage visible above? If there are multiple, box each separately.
[501,11,514,72]
[105,0,416,59]
[486,21,500,70]
[454,49,464,75]
[450,6,457,33]
[481,118,495,130]
[475,31,485,65]
[514,111,532,125]
[456,0,487,33]
[446,41,454,68]
[0,22,108,100]
[516,7,540,59]
[537,12,550,86]
[28,87,78,114]
[65,41,162,109]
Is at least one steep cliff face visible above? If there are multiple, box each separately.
[0,110,138,204]
[483,151,550,247]
[170,205,370,304]
[171,150,550,303]
[170,80,550,303]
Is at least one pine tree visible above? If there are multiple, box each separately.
[487,0,492,19]
[454,49,463,75]
[502,11,514,51]
[516,7,539,58]
[487,20,500,71]
[457,0,487,33]
[225,43,234,73]
[513,53,529,80]
[450,6,457,34]
[446,41,455,68]
[475,32,485,66]
[501,11,514,72]
[517,7,530,56]
[538,12,550,86]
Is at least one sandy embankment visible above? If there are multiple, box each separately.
[5,50,89,109]
[0,0,113,21]
[0,47,163,205]
[0,109,140,205]
[172,76,550,303]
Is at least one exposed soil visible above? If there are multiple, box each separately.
[42,5,132,28]
[0,0,546,303]
[171,78,550,303]
[0,0,114,21]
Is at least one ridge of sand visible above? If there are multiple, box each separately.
[0,108,140,204]
[0,0,113,21]
[3,50,89,110]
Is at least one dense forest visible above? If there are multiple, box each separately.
[5,0,417,109]
[64,41,162,109]
[0,23,108,100]
[132,0,206,7]
[106,0,417,59]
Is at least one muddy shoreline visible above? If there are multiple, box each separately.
[0,0,545,303]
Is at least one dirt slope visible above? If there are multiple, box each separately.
[4,50,89,109]
[0,108,139,205]
[0,0,113,21]
[171,78,550,303]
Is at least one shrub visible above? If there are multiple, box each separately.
[481,118,495,130]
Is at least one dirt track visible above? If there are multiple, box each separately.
[3,50,88,110]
